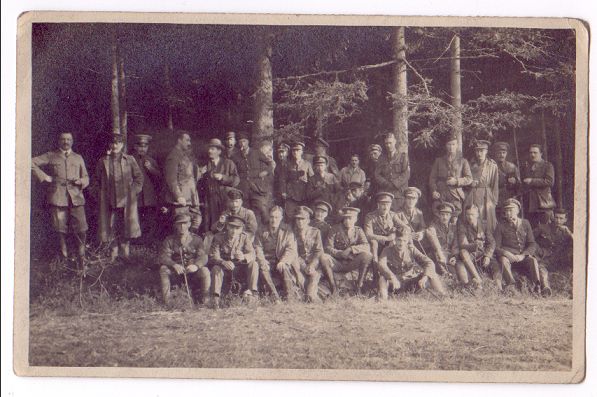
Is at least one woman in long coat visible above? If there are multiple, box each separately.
[464,140,499,232]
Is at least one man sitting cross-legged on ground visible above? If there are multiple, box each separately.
[209,215,259,308]
[426,202,459,278]
[292,206,324,302]
[494,198,551,296]
[255,206,299,301]
[158,214,210,305]
[364,192,408,272]
[456,204,499,290]
[321,207,373,296]
[376,225,445,300]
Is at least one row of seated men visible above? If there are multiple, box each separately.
[158,184,573,307]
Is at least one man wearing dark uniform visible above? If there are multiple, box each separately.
[310,200,333,242]
[306,155,340,208]
[521,144,556,226]
[398,187,427,243]
[223,130,238,159]
[534,207,573,272]
[492,141,521,218]
[274,142,290,207]
[363,143,382,201]
[210,188,258,236]
[280,141,314,220]
[132,134,161,242]
[305,137,339,177]
[292,206,324,302]
[364,192,407,267]
[374,133,410,211]
[158,214,210,305]
[426,202,459,277]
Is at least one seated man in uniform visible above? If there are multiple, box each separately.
[255,206,298,301]
[210,188,258,236]
[364,192,407,267]
[158,214,210,305]
[292,206,324,302]
[209,215,259,308]
[534,207,573,272]
[426,202,459,277]
[376,225,445,300]
[321,207,373,295]
[310,199,333,242]
[457,204,499,290]
[398,187,427,243]
[494,198,551,295]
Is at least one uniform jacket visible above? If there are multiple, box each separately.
[32,149,89,207]
[496,160,521,207]
[209,230,256,265]
[159,233,208,269]
[325,224,371,259]
[464,158,499,231]
[310,219,332,242]
[232,148,274,196]
[374,151,410,197]
[363,158,380,196]
[398,207,426,233]
[203,157,240,229]
[281,158,314,202]
[534,222,573,258]
[521,159,555,213]
[494,218,537,257]
[163,146,199,206]
[294,225,324,264]
[210,206,258,235]
[338,166,366,190]
[273,158,288,200]
[380,243,435,277]
[306,172,339,205]
[457,218,496,257]
[305,153,339,176]
[426,218,459,259]
[255,223,298,266]
[133,153,161,207]
[429,155,473,203]
[95,153,144,241]
[364,210,407,241]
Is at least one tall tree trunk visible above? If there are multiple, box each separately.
[253,29,274,144]
[165,64,174,131]
[554,117,565,208]
[118,53,128,152]
[392,27,408,154]
[111,37,121,135]
[540,109,548,161]
[450,34,463,154]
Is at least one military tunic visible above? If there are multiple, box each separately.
[324,224,372,273]
[534,222,573,270]
[429,155,473,215]
[496,160,521,209]
[231,148,274,224]
[521,159,555,216]
[305,172,339,207]
[281,159,314,217]
[426,219,458,263]
[203,157,240,230]
[338,166,367,190]
[209,230,258,295]
[310,219,332,242]
[210,206,258,235]
[464,158,499,231]
[374,151,410,210]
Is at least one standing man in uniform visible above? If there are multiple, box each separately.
[363,143,382,199]
[426,202,459,277]
[306,155,340,207]
[255,206,298,301]
[223,130,238,159]
[198,138,240,230]
[464,140,499,232]
[274,142,290,207]
[292,206,324,302]
[456,204,498,289]
[305,137,339,176]
[374,133,410,211]
[231,133,275,226]
[429,134,473,219]
[209,215,259,307]
[376,225,445,300]
[492,141,520,219]
[321,207,373,295]
[210,188,258,236]
[132,134,161,242]
[494,198,551,295]
[280,141,314,219]
[521,144,556,226]
[338,154,367,191]
[95,133,144,261]
[158,213,210,305]
[164,131,201,233]
[32,131,89,263]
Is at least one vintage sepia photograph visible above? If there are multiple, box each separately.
[14,12,588,382]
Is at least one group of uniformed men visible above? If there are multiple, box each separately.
[32,129,573,307]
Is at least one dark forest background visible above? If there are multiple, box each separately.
[30,23,576,257]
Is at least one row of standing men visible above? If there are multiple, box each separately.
[31,130,572,305]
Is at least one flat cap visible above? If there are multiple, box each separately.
[227,188,244,200]
[340,207,361,218]
[133,134,152,145]
[493,141,510,152]
[404,186,422,198]
[227,215,245,227]
[173,213,191,224]
[207,138,224,150]
[313,200,332,213]
[502,198,522,211]
[376,191,395,203]
[294,206,313,219]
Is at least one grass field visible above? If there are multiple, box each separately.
[28,247,573,370]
